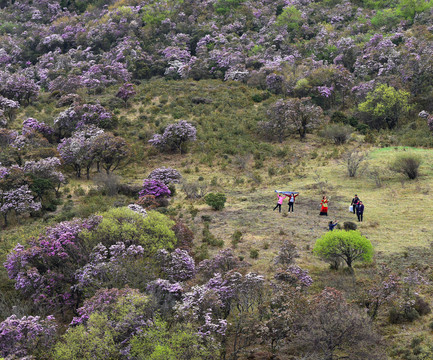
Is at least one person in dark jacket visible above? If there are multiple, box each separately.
[328,220,338,231]
[351,194,360,214]
[287,192,299,213]
[357,201,364,222]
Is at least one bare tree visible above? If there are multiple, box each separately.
[261,97,324,142]
[294,288,383,360]
[345,150,365,177]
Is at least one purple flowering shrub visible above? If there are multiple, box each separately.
[0,314,57,358]
[116,82,136,106]
[0,185,41,227]
[197,248,250,280]
[364,265,400,319]
[156,248,196,282]
[74,242,145,296]
[71,287,141,326]
[0,95,19,123]
[127,203,148,217]
[57,126,104,179]
[147,278,184,315]
[57,289,153,358]
[177,271,264,339]
[149,120,197,154]
[22,118,54,138]
[274,265,313,289]
[4,216,102,310]
[0,73,39,105]
[54,104,114,138]
[23,157,65,195]
[147,167,182,185]
[139,179,171,198]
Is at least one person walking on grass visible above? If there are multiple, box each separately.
[320,195,328,216]
[287,192,299,213]
[328,220,338,231]
[357,201,364,222]
[351,194,360,214]
[273,193,287,213]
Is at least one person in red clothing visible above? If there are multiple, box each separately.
[320,195,328,216]
[273,193,287,213]
[287,192,299,213]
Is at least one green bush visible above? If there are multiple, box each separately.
[313,230,374,269]
[231,230,243,248]
[390,153,422,179]
[83,207,176,255]
[320,124,353,145]
[250,249,259,259]
[130,319,214,360]
[205,193,227,210]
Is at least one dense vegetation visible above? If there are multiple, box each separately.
[1,0,433,358]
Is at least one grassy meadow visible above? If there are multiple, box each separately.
[2,78,433,356]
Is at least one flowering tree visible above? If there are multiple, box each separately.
[4,216,102,311]
[0,185,41,227]
[22,118,54,139]
[54,104,114,138]
[23,157,65,197]
[274,265,313,289]
[55,290,152,359]
[58,126,104,179]
[116,82,136,106]
[364,266,400,319]
[147,167,182,185]
[71,287,140,326]
[139,179,171,198]
[0,95,19,123]
[0,314,57,359]
[197,248,249,280]
[90,132,131,175]
[296,288,381,360]
[149,120,197,154]
[156,248,196,282]
[0,74,39,105]
[74,242,145,296]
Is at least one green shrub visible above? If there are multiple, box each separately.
[231,230,243,248]
[313,230,374,269]
[74,186,86,197]
[202,222,224,247]
[83,207,176,255]
[320,124,353,145]
[390,153,422,179]
[205,193,227,210]
[250,249,259,259]
[130,320,213,360]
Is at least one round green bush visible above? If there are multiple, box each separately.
[204,193,227,210]
[313,230,373,269]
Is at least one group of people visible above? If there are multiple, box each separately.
[273,192,365,223]
[351,194,364,222]
[273,192,299,213]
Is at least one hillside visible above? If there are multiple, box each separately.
[1,0,433,359]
